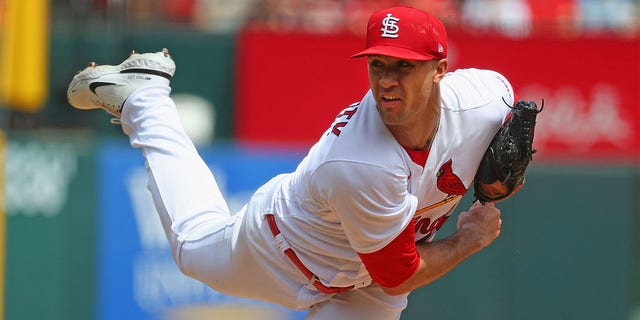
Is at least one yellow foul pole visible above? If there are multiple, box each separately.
[0,0,49,112]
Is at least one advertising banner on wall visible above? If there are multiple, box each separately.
[235,31,640,163]
[4,132,96,320]
[96,142,307,320]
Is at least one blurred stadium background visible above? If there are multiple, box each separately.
[0,0,638,319]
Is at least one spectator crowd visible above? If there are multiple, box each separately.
[110,0,638,38]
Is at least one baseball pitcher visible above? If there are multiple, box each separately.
[67,6,539,319]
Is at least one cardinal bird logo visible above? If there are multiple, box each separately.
[436,159,467,198]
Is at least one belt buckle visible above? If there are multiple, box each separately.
[309,274,320,287]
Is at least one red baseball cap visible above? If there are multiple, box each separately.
[352,6,448,61]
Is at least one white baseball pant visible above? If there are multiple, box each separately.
[119,86,409,319]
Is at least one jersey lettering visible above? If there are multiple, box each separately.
[337,107,358,120]
[332,122,347,136]
[413,214,450,238]
[330,105,359,136]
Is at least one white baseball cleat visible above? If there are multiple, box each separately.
[67,48,176,119]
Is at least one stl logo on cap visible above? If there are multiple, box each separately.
[380,13,400,38]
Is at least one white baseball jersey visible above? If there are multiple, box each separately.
[261,68,515,288]
[119,67,514,318]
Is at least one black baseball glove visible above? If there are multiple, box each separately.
[473,99,543,203]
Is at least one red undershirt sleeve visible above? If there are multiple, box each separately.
[358,221,420,288]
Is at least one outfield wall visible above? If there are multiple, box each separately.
[4,133,638,320]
